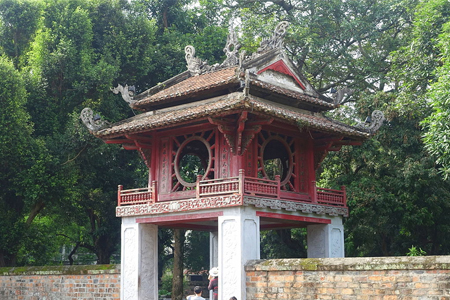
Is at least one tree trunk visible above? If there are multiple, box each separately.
[172,228,185,300]
[0,251,17,267]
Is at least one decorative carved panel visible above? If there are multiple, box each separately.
[330,227,343,258]
[160,138,170,193]
[221,219,239,297]
[116,194,243,217]
[243,196,348,217]
[123,227,138,300]
[220,135,230,178]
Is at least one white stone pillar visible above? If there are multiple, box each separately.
[307,216,345,258]
[218,207,260,300]
[209,231,219,300]
[121,217,159,300]
[210,231,219,269]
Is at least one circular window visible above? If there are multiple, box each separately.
[261,137,293,185]
[174,136,212,187]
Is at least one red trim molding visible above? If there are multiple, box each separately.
[257,60,306,90]
[137,211,223,224]
[256,211,331,224]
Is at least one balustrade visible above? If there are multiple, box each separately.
[117,172,346,207]
[117,181,156,206]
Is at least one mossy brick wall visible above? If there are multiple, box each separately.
[245,256,450,300]
[2,257,450,299]
[0,264,120,300]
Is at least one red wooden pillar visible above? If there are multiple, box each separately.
[118,185,123,206]
[311,181,317,203]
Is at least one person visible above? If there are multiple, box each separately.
[187,286,205,300]
[230,297,237,300]
[208,267,219,300]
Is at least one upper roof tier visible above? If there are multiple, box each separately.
[126,22,334,113]
[81,22,384,140]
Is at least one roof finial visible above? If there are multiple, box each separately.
[257,21,289,53]
[221,26,241,67]
[80,108,109,132]
[111,84,136,105]
[356,110,385,134]
[185,45,209,76]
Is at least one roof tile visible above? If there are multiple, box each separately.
[96,93,369,140]
[133,67,239,109]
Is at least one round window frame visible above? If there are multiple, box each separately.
[260,135,293,186]
[174,136,212,188]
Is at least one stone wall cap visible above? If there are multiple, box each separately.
[245,256,450,271]
[0,264,120,276]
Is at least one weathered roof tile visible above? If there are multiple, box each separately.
[96,93,369,140]
[132,67,239,109]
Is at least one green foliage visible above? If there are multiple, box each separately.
[0,0,42,67]
[390,0,450,116]
[234,0,416,95]
[0,55,37,266]
[261,229,307,259]
[184,231,209,272]
[320,92,450,256]
[407,245,426,256]
[160,269,173,297]
[1,0,450,270]
[418,1,450,178]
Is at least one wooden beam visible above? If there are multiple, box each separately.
[256,211,331,224]
[125,134,153,143]
[123,143,138,150]
[105,138,134,144]
[136,211,223,223]
[135,141,152,149]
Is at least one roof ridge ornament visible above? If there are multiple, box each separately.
[185,45,213,76]
[111,84,136,105]
[257,21,289,53]
[332,87,353,105]
[80,108,109,132]
[356,110,385,134]
[221,26,241,67]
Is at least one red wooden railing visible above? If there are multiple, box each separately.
[197,170,280,199]
[197,175,240,198]
[117,181,156,206]
[117,171,346,207]
[313,181,347,207]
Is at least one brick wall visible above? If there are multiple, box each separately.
[245,256,450,300]
[2,257,450,299]
[0,265,120,300]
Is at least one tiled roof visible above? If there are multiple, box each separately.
[245,96,368,138]
[132,67,239,110]
[250,78,335,109]
[95,93,369,140]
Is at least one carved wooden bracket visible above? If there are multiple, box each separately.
[209,112,273,155]
[313,136,343,170]
[125,134,152,168]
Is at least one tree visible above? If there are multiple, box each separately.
[320,92,450,256]
[410,0,450,178]
[172,229,185,300]
[184,231,209,272]
[20,0,159,264]
[0,0,41,67]
[0,56,60,266]
[233,0,416,97]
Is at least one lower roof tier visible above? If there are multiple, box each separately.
[94,93,370,141]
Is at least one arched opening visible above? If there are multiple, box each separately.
[175,137,211,188]
[261,137,293,185]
